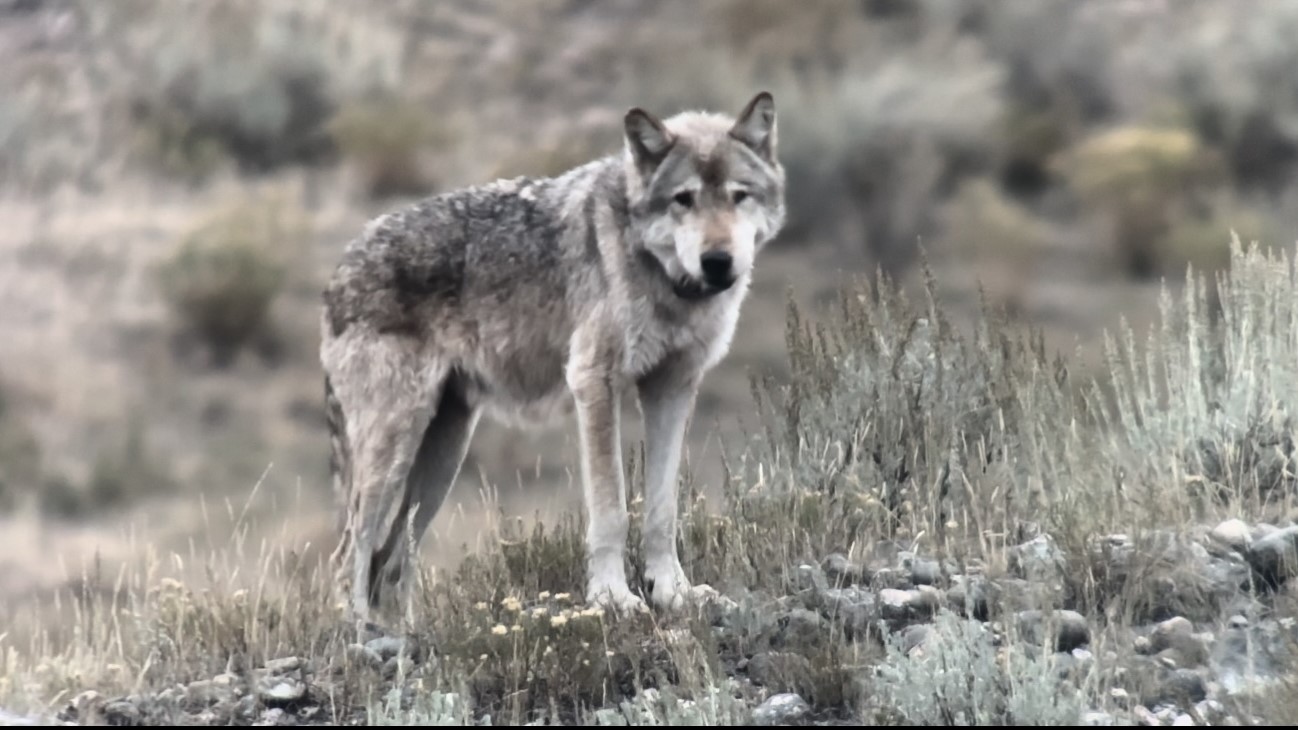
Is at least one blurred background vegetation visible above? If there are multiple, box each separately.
[2,0,1296,609]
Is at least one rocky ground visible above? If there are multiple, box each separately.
[6,514,1296,727]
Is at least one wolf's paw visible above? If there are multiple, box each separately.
[586,580,649,616]
[645,560,710,613]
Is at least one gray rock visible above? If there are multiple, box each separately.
[346,643,384,668]
[777,608,825,648]
[793,563,828,593]
[747,651,813,692]
[1015,609,1089,652]
[255,707,287,726]
[1082,710,1116,726]
[1172,713,1196,726]
[263,656,301,675]
[822,553,865,586]
[365,635,409,661]
[102,700,141,726]
[879,587,940,628]
[1145,668,1207,705]
[1150,617,1193,652]
[871,567,911,589]
[1148,616,1210,668]
[820,587,876,640]
[1193,699,1226,724]
[908,558,942,586]
[1009,534,1066,586]
[752,693,810,726]
[900,624,931,654]
[256,676,306,705]
[1211,519,1252,551]
[185,678,239,707]
[1246,525,1298,587]
[946,575,991,620]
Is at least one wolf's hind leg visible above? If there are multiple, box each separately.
[328,340,444,629]
[372,377,480,605]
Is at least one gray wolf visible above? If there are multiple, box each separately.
[320,92,786,626]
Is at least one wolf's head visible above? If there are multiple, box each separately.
[622,92,786,301]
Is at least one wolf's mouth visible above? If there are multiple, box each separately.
[672,275,731,301]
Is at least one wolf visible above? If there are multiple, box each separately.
[320,91,786,627]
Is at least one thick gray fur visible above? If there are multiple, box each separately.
[321,92,786,627]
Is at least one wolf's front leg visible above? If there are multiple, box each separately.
[637,363,702,612]
[569,362,647,615]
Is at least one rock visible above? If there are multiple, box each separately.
[1151,617,1193,652]
[256,676,306,705]
[365,635,409,661]
[1148,616,1210,668]
[1246,525,1298,587]
[185,678,238,707]
[1015,609,1089,652]
[996,576,1059,612]
[1109,687,1132,708]
[255,707,287,726]
[879,587,939,628]
[822,553,865,586]
[747,651,813,693]
[1172,713,1196,726]
[1146,668,1207,706]
[908,558,942,586]
[263,656,302,675]
[1009,534,1066,585]
[946,575,991,620]
[820,587,876,640]
[900,624,930,654]
[774,608,825,649]
[871,568,911,589]
[1193,699,1226,724]
[793,563,828,593]
[703,592,740,627]
[1133,705,1159,726]
[1083,710,1116,726]
[102,699,141,726]
[879,589,910,619]
[346,643,384,669]
[1211,519,1252,551]
[752,693,809,726]
[1210,617,1296,695]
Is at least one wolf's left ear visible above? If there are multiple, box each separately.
[730,91,777,162]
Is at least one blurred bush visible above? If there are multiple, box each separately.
[1055,125,1224,278]
[125,3,358,179]
[939,178,1054,311]
[157,197,309,367]
[329,96,449,199]
[0,383,42,514]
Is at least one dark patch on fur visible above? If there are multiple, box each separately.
[698,153,730,189]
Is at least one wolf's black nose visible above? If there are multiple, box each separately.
[700,251,733,284]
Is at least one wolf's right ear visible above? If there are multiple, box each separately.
[730,91,777,162]
[624,108,674,172]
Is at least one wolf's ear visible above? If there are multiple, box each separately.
[624,108,674,171]
[730,91,777,162]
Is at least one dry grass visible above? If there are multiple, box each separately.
[4,1,1298,723]
[3,241,1297,724]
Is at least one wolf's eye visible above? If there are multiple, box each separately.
[732,190,749,205]
[673,191,695,208]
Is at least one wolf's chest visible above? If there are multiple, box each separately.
[620,296,744,377]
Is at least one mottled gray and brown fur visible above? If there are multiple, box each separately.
[321,92,786,626]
